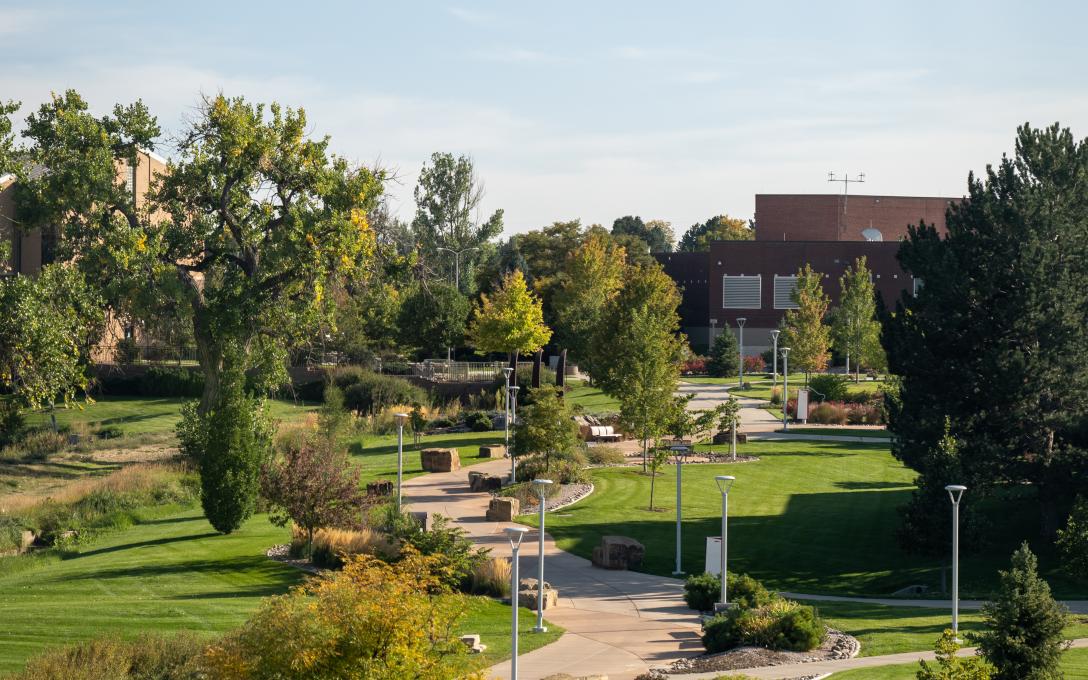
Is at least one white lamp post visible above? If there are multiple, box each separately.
[780,347,791,431]
[709,318,718,355]
[770,330,780,389]
[736,318,747,387]
[532,479,553,633]
[394,413,409,509]
[509,385,521,483]
[946,484,967,636]
[504,526,529,680]
[503,366,514,458]
[715,475,736,611]
[671,445,689,576]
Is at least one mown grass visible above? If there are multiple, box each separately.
[779,427,891,439]
[565,384,620,414]
[346,430,507,485]
[828,645,1088,679]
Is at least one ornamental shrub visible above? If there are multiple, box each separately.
[809,402,849,425]
[0,399,25,448]
[808,373,849,402]
[339,371,426,414]
[683,572,721,612]
[743,354,765,373]
[465,411,493,432]
[917,629,993,680]
[684,572,775,612]
[702,599,823,653]
[707,330,739,377]
[9,633,208,680]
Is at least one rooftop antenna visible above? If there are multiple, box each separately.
[828,171,865,213]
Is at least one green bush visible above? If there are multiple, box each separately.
[199,378,274,534]
[730,572,776,610]
[707,330,739,378]
[386,511,486,591]
[9,633,207,680]
[97,366,205,398]
[339,370,426,414]
[94,426,123,439]
[14,430,67,462]
[1057,497,1088,578]
[428,417,454,429]
[516,452,588,485]
[808,373,849,402]
[175,401,204,464]
[0,399,25,448]
[464,411,493,432]
[684,572,721,612]
[684,572,774,612]
[0,515,25,553]
[702,599,824,653]
[586,445,625,466]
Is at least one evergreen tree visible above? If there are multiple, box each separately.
[882,124,1088,541]
[678,215,754,252]
[831,256,883,381]
[396,283,470,359]
[707,327,739,377]
[781,264,831,381]
[976,543,1069,680]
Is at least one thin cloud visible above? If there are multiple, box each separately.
[447,6,498,27]
[473,47,571,64]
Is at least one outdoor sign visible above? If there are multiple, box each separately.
[797,388,809,424]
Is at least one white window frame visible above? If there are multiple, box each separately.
[774,275,800,310]
[722,274,761,309]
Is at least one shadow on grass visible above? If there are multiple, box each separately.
[834,481,913,490]
[57,554,298,582]
[68,531,221,559]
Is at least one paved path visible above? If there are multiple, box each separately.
[401,458,704,680]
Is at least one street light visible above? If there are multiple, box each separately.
[436,246,480,364]
[946,484,967,636]
[670,445,689,576]
[770,330,780,390]
[504,526,529,680]
[780,347,791,431]
[394,413,409,509]
[709,318,718,355]
[532,479,554,633]
[736,318,747,387]
[503,366,514,459]
[509,385,521,483]
[715,475,736,610]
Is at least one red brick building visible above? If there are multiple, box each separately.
[657,193,957,354]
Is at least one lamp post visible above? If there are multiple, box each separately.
[503,366,514,457]
[504,526,529,680]
[532,479,553,633]
[671,445,689,576]
[780,347,791,431]
[715,475,736,610]
[709,318,718,355]
[736,318,746,387]
[509,385,521,483]
[394,413,409,509]
[437,246,480,364]
[770,330,780,390]
[945,484,967,636]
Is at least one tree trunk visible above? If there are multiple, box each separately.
[649,473,656,511]
[642,437,648,473]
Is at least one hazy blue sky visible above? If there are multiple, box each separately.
[3,1,1086,235]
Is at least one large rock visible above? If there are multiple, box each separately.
[712,431,747,445]
[518,586,559,611]
[478,444,504,458]
[468,471,504,492]
[366,480,393,497]
[591,535,645,570]
[485,497,519,522]
[420,448,460,473]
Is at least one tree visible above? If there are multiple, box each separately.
[593,266,684,470]
[397,283,469,359]
[0,264,104,428]
[553,230,626,375]
[260,437,367,556]
[781,264,831,380]
[832,256,883,381]
[707,328,739,377]
[916,630,993,680]
[412,152,503,293]
[512,387,582,473]
[612,215,674,253]
[647,445,670,511]
[882,124,1088,540]
[469,269,551,359]
[976,543,1069,680]
[15,92,383,413]
[494,220,585,324]
[331,281,402,362]
[678,215,754,252]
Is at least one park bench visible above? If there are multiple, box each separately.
[588,425,622,442]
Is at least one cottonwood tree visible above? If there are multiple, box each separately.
[412,152,503,293]
[831,256,883,381]
[612,215,674,253]
[678,215,754,252]
[469,269,551,362]
[397,283,469,359]
[553,230,627,376]
[781,264,831,382]
[882,123,1088,541]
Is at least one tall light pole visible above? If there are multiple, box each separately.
[736,318,746,387]
[671,445,689,576]
[394,413,408,509]
[436,246,480,364]
[532,479,553,633]
[509,385,520,483]
[946,484,967,637]
[770,330,780,389]
[504,526,529,680]
[715,475,736,611]
[780,347,791,431]
[709,318,718,355]
[503,366,514,460]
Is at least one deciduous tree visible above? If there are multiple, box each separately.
[678,215,754,252]
[397,283,469,359]
[781,264,831,380]
[512,387,582,473]
[469,269,551,359]
[831,256,883,381]
[612,215,674,253]
[553,230,626,375]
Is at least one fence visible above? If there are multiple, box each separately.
[94,344,346,368]
[410,360,515,383]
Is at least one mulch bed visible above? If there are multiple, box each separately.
[660,628,859,675]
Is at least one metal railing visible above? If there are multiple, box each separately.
[411,360,516,383]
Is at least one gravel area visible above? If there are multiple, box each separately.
[266,544,323,574]
[520,483,594,513]
[661,628,859,675]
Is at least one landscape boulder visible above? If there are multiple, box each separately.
[591,535,645,570]
[518,585,559,611]
[420,448,460,473]
[365,480,393,497]
[468,471,504,492]
[478,444,504,458]
[486,497,519,522]
[712,431,747,445]
[460,634,486,654]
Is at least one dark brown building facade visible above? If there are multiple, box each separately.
[657,193,956,354]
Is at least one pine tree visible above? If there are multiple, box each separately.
[976,543,1069,680]
[707,328,739,377]
[781,264,831,381]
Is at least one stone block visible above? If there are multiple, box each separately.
[459,634,486,653]
[478,444,504,458]
[409,511,433,532]
[485,497,519,522]
[366,480,393,497]
[420,448,460,473]
[591,535,645,570]
[518,586,559,610]
[468,472,504,493]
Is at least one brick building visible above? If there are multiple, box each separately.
[657,193,957,355]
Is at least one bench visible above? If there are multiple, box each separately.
[588,425,622,442]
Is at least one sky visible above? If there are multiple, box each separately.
[2,1,1087,237]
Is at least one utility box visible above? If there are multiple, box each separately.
[797,388,810,424]
[705,537,723,576]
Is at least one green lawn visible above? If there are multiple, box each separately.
[828,645,1088,679]
[346,430,507,485]
[566,385,620,414]
[780,427,891,439]
[24,396,318,437]
[0,506,558,674]
[522,439,1086,597]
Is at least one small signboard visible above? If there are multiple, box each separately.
[705,536,723,575]
[796,388,809,424]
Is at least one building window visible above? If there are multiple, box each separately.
[123,161,137,201]
[774,275,799,309]
[913,277,924,296]
[722,274,761,309]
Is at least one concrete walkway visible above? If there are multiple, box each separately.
[401,458,704,680]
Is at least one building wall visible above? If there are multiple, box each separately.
[754,194,955,243]
[655,251,710,346]
[0,177,16,273]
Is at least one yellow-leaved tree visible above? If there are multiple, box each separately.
[781,263,831,383]
[470,269,552,360]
